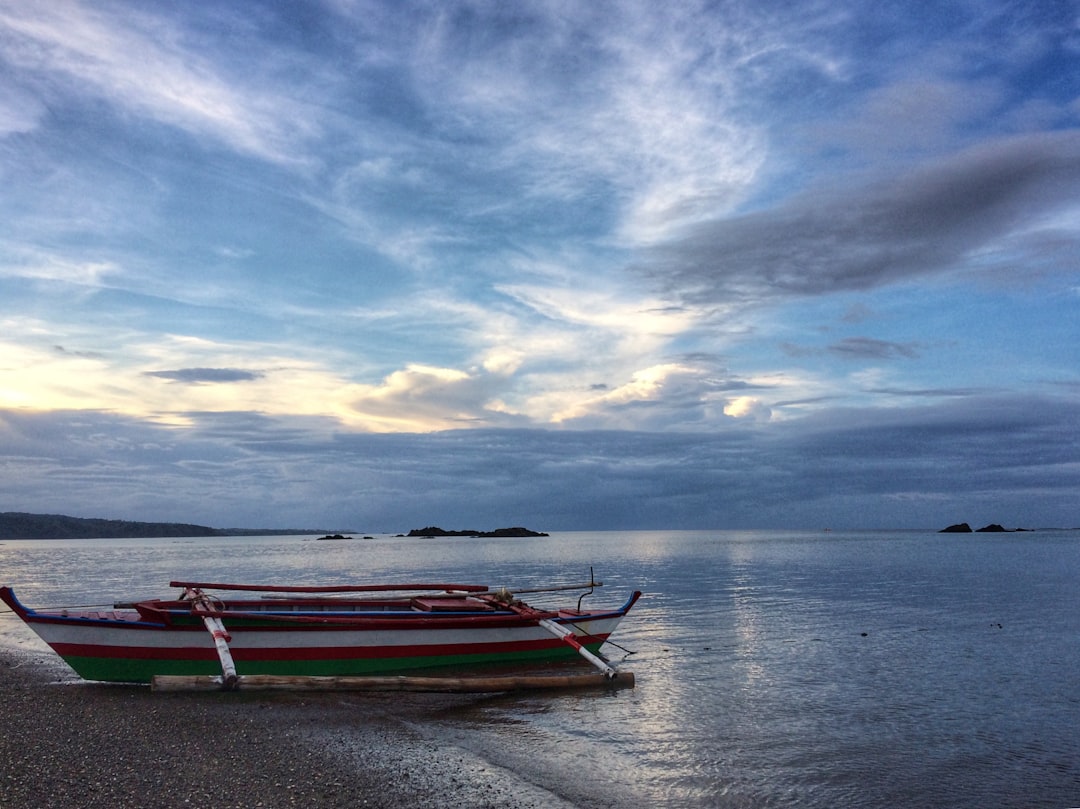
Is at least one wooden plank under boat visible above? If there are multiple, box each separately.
[0,580,641,688]
[151,671,636,692]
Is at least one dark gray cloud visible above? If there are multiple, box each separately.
[2,394,1077,531]
[780,338,922,360]
[142,368,264,383]
[828,337,921,360]
[862,386,990,398]
[641,131,1080,305]
[52,345,103,359]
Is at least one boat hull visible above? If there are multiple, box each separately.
[0,587,638,684]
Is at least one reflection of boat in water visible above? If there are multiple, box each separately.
[0,578,641,690]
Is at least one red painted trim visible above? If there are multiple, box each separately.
[4,587,641,635]
[168,581,489,594]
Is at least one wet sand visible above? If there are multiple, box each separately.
[0,649,582,809]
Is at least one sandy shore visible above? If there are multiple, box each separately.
[0,649,583,809]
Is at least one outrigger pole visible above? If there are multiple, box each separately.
[185,588,238,689]
[536,617,619,678]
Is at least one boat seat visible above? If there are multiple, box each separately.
[410,597,495,612]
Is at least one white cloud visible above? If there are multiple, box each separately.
[497,282,691,333]
[724,396,772,421]
[482,348,524,375]
[388,1,772,248]
[347,364,524,432]
[0,246,117,285]
[0,1,320,164]
[551,363,698,425]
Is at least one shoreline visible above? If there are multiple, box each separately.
[0,648,582,809]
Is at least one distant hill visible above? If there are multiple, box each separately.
[0,512,345,540]
[0,512,218,539]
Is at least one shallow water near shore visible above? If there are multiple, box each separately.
[3,529,1080,807]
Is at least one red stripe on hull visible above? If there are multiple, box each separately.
[49,633,614,662]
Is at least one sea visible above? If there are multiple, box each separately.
[2,529,1079,808]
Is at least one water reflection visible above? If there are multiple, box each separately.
[4,530,1080,807]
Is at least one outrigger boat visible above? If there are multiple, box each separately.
[0,577,640,691]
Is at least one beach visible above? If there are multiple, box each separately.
[0,648,579,809]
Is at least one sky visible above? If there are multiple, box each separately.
[0,0,1078,532]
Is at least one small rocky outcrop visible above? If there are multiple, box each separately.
[975,523,1007,533]
[939,523,972,533]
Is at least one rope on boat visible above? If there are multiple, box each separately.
[559,618,638,658]
[490,587,518,605]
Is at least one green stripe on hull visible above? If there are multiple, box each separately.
[61,642,607,684]
[62,655,221,683]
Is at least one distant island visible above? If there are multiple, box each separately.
[0,512,353,540]
[403,525,549,538]
[939,522,1034,533]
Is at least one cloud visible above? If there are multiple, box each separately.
[0,2,320,163]
[861,386,990,399]
[142,368,265,384]
[543,359,784,431]
[828,338,921,360]
[723,396,772,421]
[0,246,118,285]
[780,338,922,360]
[347,364,530,432]
[840,303,875,324]
[640,130,1080,306]
[2,392,1077,530]
[2,1,1078,533]
[318,0,776,256]
[808,78,1004,159]
[551,363,702,426]
[52,345,103,360]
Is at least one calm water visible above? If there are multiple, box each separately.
[2,530,1080,807]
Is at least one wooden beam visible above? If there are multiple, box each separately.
[151,671,635,693]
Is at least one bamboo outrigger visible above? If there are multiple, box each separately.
[152,671,635,692]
